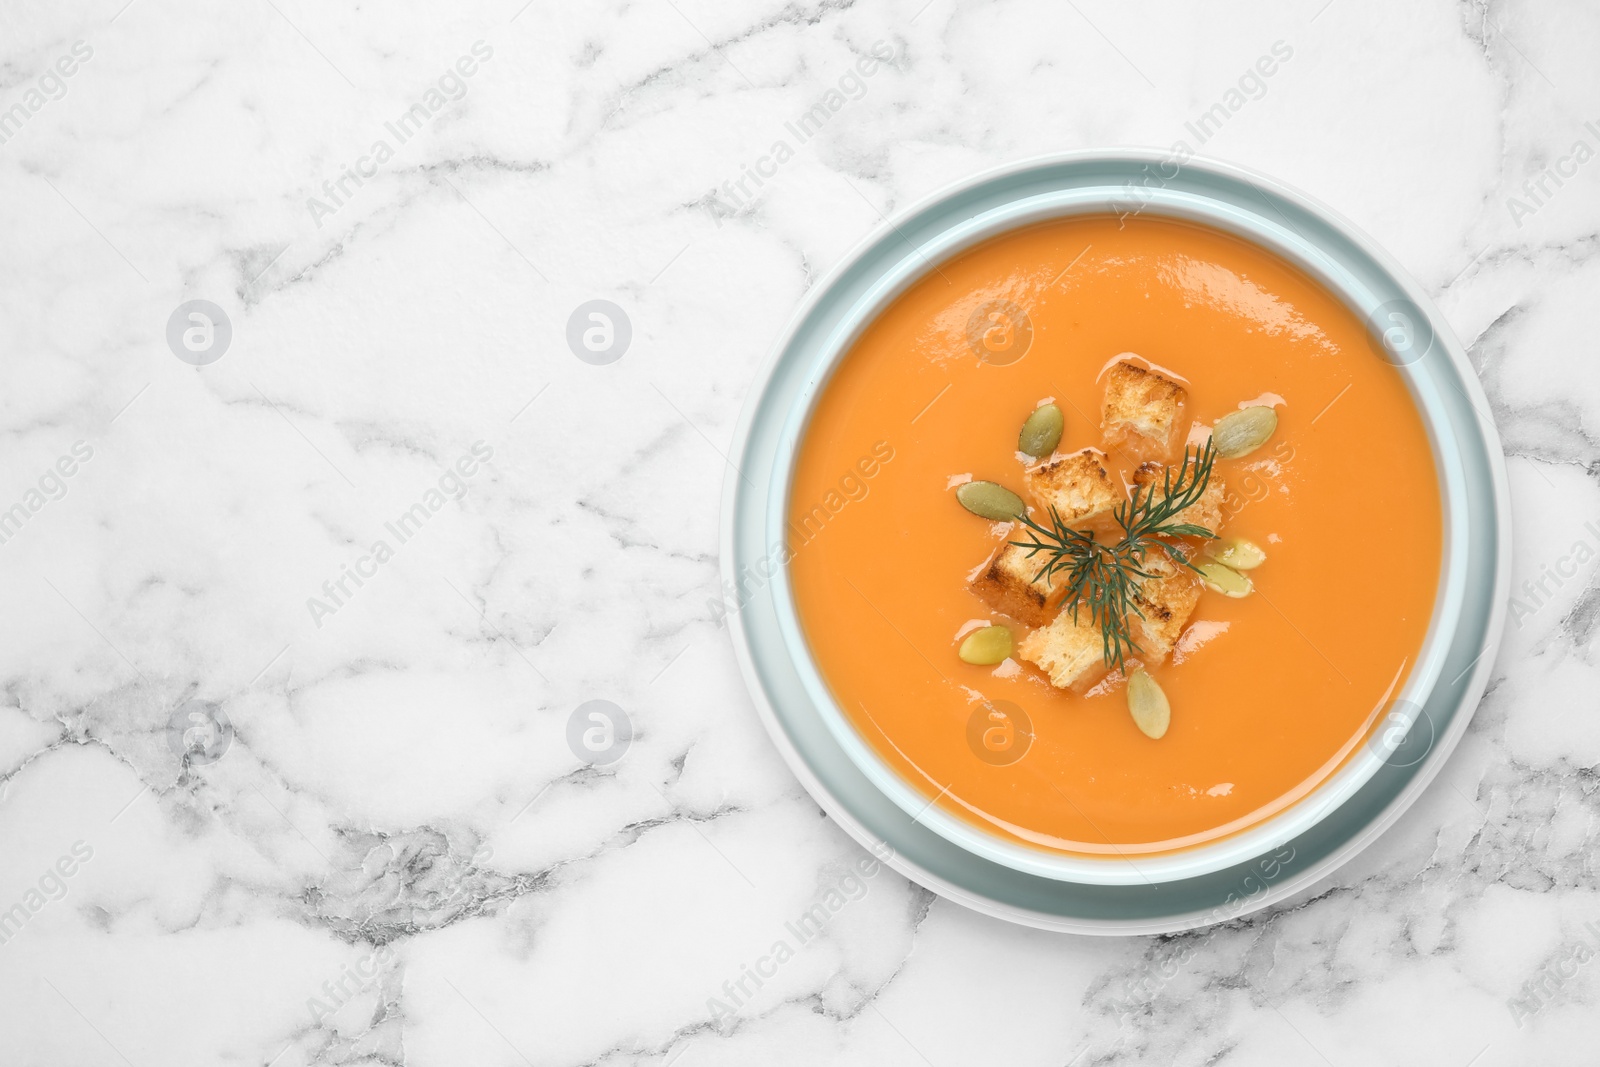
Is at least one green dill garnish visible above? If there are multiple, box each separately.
[1009,438,1218,671]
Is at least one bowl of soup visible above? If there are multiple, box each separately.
[726,153,1505,899]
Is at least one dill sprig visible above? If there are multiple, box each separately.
[1009,438,1218,671]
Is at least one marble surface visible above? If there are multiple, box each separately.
[0,0,1596,1063]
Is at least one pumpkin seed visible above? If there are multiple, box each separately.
[958,625,1013,665]
[956,480,1025,521]
[1018,403,1064,458]
[1127,668,1170,739]
[1197,561,1253,597]
[1207,536,1267,570]
[1212,406,1279,458]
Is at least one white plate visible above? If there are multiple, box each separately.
[721,151,1509,932]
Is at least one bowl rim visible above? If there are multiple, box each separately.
[762,154,1467,882]
[721,149,1510,911]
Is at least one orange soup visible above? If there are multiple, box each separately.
[788,215,1441,854]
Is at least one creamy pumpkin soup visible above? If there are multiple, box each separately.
[788,214,1441,855]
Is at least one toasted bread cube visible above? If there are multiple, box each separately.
[1017,606,1109,691]
[1131,462,1227,536]
[1128,553,1203,664]
[970,541,1063,626]
[1102,360,1187,455]
[1023,450,1120,528]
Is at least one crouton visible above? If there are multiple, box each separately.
[1101,359,1187,456]
[970,541,1064,626]
[1127,553,1203,664]
[1131,462,1227,536]
[1023,450,1120,528]
[1017,606,1109,692]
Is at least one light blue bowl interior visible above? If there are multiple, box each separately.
[727,154,1505,927]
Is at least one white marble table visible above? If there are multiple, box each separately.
[0,0,1594,1063]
